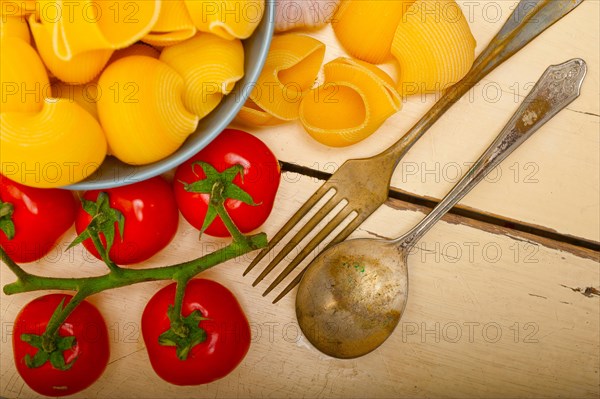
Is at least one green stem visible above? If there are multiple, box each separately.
[173,278,188,318]
[3,232,267,296]
[0,246,30,282]
[43,289,89,344]
[89,233,122,274]
[216,200,247,244]
[168,278,191,338]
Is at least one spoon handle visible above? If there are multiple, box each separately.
[397,58,587,250]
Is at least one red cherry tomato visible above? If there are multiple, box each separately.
[13,294,109,397]
[75,176,179,265]
[142,279,251,385]
[174,129,281,237]
[0,175,76,263]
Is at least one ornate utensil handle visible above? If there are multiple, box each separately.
[398,58,587,249]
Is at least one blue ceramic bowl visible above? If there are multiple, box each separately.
[67,2,275,190]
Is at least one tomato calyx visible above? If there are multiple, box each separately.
[21,334,76,370]
[68,192,124,265]
[179,162,259,238]
[20,299,77,371]
[0,199,15,239]
[158,304,208,361]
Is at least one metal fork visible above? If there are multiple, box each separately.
[244,0,584,302]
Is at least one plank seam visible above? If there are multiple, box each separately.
[279,161,600,253]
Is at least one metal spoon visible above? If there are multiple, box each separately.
[295,58,587,359]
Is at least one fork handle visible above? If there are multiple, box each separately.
[395,58,587,250]
[380,0,583,164]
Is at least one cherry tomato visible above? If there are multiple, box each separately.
[13,294,109,397]
[142,279,251,385]
[174,129,280,237]
[0,175,76,263]
[75,176,179,265]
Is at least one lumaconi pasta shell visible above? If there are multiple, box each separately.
[29,15,112,84]
[1,37,49,112]
[110,43,160,65]
[236,99,286,126]
[0,15,31,43]
[142,30,195,48]
[34,0,161,60]
[299,57,401,147]
[160,33,244,118]
[51,81,100,120]
[332,0,413,64]
[392,0,475,95]
[142,0,196,47]
[0,98,107,188]
[51,81,115,155]
[235,33,325,126]
[0,0,35,17]
[97,56,199,165]
[185,0,264,40]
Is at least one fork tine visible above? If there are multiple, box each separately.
[262,206,354,297]
[243,185,334,276]
[252,195,340,287]
[271,215,365,304]
[252,193,341,286]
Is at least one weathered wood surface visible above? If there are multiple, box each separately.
[1,1,599,397]
[1,174,599,398]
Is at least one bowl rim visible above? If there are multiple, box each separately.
[66,1,276,191]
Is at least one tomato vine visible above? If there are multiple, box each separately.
[1,170,267,372]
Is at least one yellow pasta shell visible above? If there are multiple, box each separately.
[97,56,199,165]
[1,37,49,112]
[38,0,160,60]
[0,0,35,17]
[142,30,194,48]
[392,0,476,95]
[160,33,244,118]
[51,81,115,155]
[0,15,31,43]
[110,43,160,64]
[185,0,264,40]
[236,99,285,126]
[29,15,112,84]
[51,81,100,120]
[300,57,401,147]
[142,0,196,47]
[0,98,107,188]
[332,0,413,64]
[235,33,325,126]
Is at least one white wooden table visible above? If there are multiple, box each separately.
[1,1,599,397]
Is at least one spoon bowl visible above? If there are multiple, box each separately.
[296,238,407,358]
[295,58,586,359]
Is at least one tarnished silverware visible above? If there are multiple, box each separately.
[295,58,587,358]
[244,0,584,302]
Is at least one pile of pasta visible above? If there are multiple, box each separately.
[235,0,476,147]
[0,0,263,188]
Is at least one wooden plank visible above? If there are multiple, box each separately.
[1,174,598,398]
[234,0,600,242]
